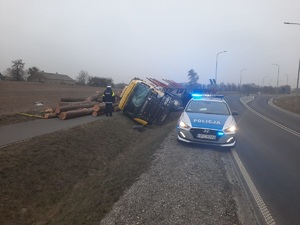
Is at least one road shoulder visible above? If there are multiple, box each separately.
[100,130,253,225]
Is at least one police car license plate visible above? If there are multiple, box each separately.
[197,134,216,140]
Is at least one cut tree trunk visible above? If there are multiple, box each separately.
[59,108,94,120]
[60,97,87,102]
[44,108,54,113]
[58,101,88,106]
[44,113,58,119]
[85,91,103,102]
[92,111,104,117]
[93,103,106,112]
[92,102,119,117]
[55,102,98,113]
[93,103,119,112]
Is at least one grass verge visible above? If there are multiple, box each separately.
[274,95,300,115]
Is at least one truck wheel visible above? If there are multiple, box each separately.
[171,95,183,111]
[156,112,169,125]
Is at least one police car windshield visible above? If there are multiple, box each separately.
[186,100,230,115]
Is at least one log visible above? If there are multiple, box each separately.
[55,102,98,113]
[85,91,103,102]
[44,107,54,113]
[58,101,88,106]
[85,91,121,103]
[114,105,121,112]
[92,111,104,117]
[58,108,94,120]
[44,112,58,119]
[93,103,118,112]
[60,97,87,102]
[93,103,106,112]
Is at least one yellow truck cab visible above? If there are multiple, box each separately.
[118,78,182,125]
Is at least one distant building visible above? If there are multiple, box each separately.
[27,71,75,85]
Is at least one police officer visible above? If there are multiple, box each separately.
[102,85,115,116]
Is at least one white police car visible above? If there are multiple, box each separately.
[177,94,238,147]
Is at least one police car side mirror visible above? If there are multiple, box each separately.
[232,111,239,116]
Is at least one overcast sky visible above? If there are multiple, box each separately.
[1,0,300,87]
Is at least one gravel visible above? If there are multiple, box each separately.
[100,131,247,225]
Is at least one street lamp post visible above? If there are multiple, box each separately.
[271,63,280,88]
[215,50,227,84]
[240,68,247,86]
[297,59,300,93]
[284,22,300,25]
[284,22,300,93]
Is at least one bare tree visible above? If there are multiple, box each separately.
[2,68,12,80]
[11,59,25,81]
[187,69,199,88]
[76,70,89,86]
[87,76,114,87]
[28,66,40,76]
[27,66,41,81]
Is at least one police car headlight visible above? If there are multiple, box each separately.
[178,120,191,129]
[225,125,236,133]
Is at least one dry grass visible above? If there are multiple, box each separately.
[274,95,300,114]
[0,81,179,225]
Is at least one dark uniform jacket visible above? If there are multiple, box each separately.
[103,87,115,103]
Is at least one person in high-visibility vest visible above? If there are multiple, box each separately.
[102,85,115,116]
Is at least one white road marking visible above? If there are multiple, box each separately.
[236,96,278,224]
[240,95,254,104]
[231,149,276,225]
[237,95,299,224]
[240,96,300,138]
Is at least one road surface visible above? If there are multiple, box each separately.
[0,115,104,147]
[226,94,300,225]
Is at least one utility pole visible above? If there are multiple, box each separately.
[271,63,280,88]
[240,68,247,86]
[284,22,300,93]
[215,50,227,84]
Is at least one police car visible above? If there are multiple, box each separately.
[176,94,238,147]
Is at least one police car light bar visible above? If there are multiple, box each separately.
[191,93,224,99]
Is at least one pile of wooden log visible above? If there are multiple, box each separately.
[43,91,119,120]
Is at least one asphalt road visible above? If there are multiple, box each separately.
[226,94,300,225]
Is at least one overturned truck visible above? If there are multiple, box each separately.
[118,78,185,125]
